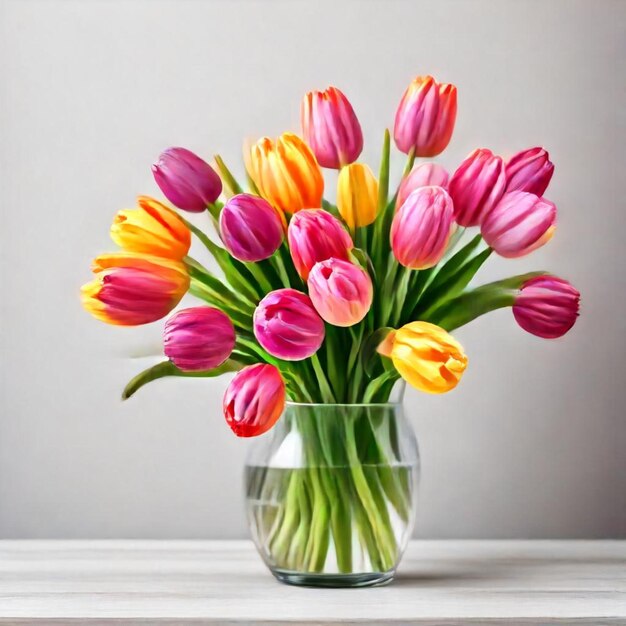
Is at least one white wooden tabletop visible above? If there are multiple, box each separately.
[0,540,624,625]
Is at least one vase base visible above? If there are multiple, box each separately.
[271,568,395,588]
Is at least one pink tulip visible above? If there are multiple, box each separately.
[391,186,455,269]
[287,209,353,280]
[513,276,580,339]
[481,191,556,258]
[505,147,554,196]
[396,163,450,210]
[219,194,284,262]
[301,86,363,169]
[394,75,457,157]
[448,148,506,226]
[152,147,222,212]
[223,364,286,437]
[307,258,373,327]
[253,289,325,360]
[163,306,235,371]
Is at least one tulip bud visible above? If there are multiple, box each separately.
[307,258,373,327]
[152,147,222,213]
[336,163,378,229]
[219,194,283,262]
[246,133,324,214]
[396,163,449,210]
[253,288,325,360]
[163,306,235,371]
[394,75,457,157]
[81,253,189,326]
[110,196,191,260]
[287,209,353,280]
[448,148,506,227]
[481,191,556,258]
[223,363,286,437]
[505,147,554,196]
[381,321,467,394]
[301,86,363,169]
[513,276,580,339]
[391,186,455,269]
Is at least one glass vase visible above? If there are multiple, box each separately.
[244,387,419,587]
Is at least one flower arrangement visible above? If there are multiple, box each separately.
[81,75,580,580]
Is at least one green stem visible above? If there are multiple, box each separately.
[122,359,241,400]
[310,353,336,403]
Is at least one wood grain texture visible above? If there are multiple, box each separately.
[0,540,624,625]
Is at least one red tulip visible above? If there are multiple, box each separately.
[287,209,353,280]
[223,364,286,437]
[448,148,506,227]
[505,147,554,196]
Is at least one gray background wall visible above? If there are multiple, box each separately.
[1,0,624,539]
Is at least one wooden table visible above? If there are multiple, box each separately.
[0,540,624,624]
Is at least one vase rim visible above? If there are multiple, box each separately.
[285,401,402,408]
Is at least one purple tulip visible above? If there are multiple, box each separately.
[505,147,554,196]
[513,276,580,339]
[253,289,325,361]
[164,306,235,371]
[219,194,284,262]
[481,191,556,258]
[152,147,222,213]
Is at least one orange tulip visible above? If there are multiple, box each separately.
[81,252,189,326]
[110,196,190,260]
[246,133,324,214]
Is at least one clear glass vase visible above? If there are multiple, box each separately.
[244,386,419,587]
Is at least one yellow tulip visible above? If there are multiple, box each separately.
[246,133,324,214]
[337,163,378,229]
[110,196,191,260]
[383,321,468,394]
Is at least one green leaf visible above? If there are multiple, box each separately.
[361,327,395,377]
[415,247,493,319]
[427,271,547,331]
[214,154,244,197]
[377,129,390,214]
[122,359,243,400]
[428,233,483,288]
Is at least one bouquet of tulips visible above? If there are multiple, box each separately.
[82,75,580,575]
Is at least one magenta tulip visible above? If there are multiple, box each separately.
[301,86,363,169]
[253,289,325,360]
[391,186,455,269]
[505,147,554,196]
[481,191,556,258]
[513,276,580,339]
[287,209,353,280]
[448,148,506,227]
[223,364,286,437]
[152,147,222,213]
[219,194,283,262]
[307,258,373,327]
[394,76,457,157]
[396,163,450,211]
[163,306,235,371]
